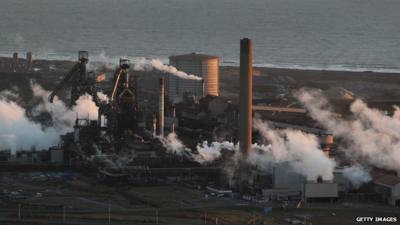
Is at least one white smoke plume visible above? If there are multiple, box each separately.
[31,83,98,122]
[158,133,192,155]
[342,165,372,188]
[0,82,99,153]
[252,118,336,181]
[96,91,109,103]
[134,58,202,80]
[154,116,336,180]
[98,49,113,69]
[296,88,400,173]
[194,119,336,181]
[0,98,60,152]
[158,133,236,162]
[86,49,117,71]
[196,141,236,164]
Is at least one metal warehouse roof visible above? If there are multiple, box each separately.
[371,171,400,187]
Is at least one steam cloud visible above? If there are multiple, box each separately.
[0,96,60,152]
[98,49,113,69]
[252,118,336,180]
[158,133,191,155]
[0,82,99,153]
[296,88,400,173]
[185,118,337,181]
[342,165,372,188]
[96,91,109,103]
[86,49,117,71]
[196,141,236,163]
[134,58,203,80]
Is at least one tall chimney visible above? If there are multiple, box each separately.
[12,52,18,72]
[26,52,33,71]
[159,78,165,136]
[239,38,253,157]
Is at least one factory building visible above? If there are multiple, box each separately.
[168,53,219,101]
[371,171,400,206]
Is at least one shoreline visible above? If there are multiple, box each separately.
[1,55,400,75]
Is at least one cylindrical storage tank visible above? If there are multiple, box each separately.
[169,53,219,97]
[201,57,219,96]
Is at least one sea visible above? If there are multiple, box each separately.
[0,0,399,72]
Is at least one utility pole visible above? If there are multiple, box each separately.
[156,209,159,225]
[18,204,21,220]
[108,203,111,225]
[63,206,66,223]
[204,212,207,225]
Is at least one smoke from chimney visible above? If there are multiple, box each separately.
[296,88,400,173]
[0,82,99,153]
[194,118,336,181]
[134,58,202,80]
[342,165,372,188]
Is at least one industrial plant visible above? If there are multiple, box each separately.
[0,38,399,225]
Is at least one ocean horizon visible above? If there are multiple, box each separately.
[1,0,399,73]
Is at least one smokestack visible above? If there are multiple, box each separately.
[159,78,165,136]
[12,52,18,72]
[239,38,253,157]
[26,52,33,71]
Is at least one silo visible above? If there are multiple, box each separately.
[169,53,219,98]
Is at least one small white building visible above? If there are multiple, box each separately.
[304,182,338,202]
